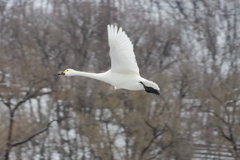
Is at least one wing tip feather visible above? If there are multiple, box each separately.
[108,24,133,47]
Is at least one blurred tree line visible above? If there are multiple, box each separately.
[0,0,240,159]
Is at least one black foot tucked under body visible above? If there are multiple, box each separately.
[140,82,160,95]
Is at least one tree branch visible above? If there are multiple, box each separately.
[11,117,69,147]
[140,120,166,159]
[218,126,232,142]
[13,90,51,113]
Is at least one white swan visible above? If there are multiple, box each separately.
[58,25,160,95]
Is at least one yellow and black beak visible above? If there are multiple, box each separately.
[58,70,67,75]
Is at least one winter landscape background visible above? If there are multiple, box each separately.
[0,0,240,159]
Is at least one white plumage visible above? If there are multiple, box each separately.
[108,25,139,75]
[58,25,160,95]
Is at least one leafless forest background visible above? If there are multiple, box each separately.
[0,0,240,160]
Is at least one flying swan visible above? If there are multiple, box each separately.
[58,25,160,95]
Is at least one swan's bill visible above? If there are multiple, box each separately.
[58,70,67,75]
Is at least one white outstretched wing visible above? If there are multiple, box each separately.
[107,25,140,75]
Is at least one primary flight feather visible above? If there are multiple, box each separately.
[58,25,160,95]
[108,25,139,75]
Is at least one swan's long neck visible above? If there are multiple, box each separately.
[71,70,106,82]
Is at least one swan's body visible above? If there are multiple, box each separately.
[59,25,160,95]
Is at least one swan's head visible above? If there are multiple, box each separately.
[58,69,76,76]
[140,81,160,95]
